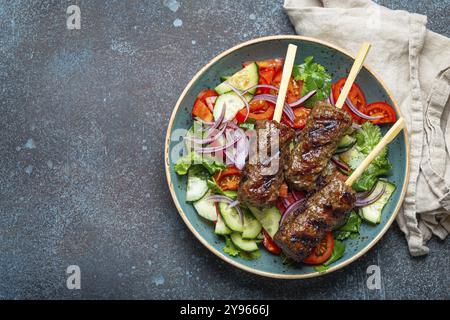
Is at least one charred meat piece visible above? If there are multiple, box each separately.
[238,120,295,208]
[274,177,356,262]
[285,102,352,191]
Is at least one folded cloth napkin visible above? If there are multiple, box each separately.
[284,0,450,256]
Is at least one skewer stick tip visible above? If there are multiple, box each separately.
[335,42,371,109]
[273,44,298,123]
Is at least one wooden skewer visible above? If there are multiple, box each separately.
[273,44,297,123]
[345,117,405,186]
[335,42,371,109]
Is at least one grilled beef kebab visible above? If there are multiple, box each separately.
[274,174,356,262]
[237,120,295,208]
[284,101,352,191]
[236,102,355,262]
[238,101,351,208]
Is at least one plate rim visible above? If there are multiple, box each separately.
[164,35,410,279]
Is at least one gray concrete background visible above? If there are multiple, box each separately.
[0,0,448,299]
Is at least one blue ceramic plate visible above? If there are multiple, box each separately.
[165,36,409,279]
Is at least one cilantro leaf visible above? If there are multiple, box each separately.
[293,56,332,107]
[355,122,382,153]
[222,235,261,260]
[223,236,240,257]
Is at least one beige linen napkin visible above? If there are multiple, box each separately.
[284,0,450,256]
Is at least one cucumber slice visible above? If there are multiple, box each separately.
[215,62,259,95]
[213,92,245,122]
[186,172,208,202]
[359,180,396,224]
[193,192,217,222]
[230,232,258,252]
[337,135,356,149]
[248,206,281,238]
[223,190,237,200]
[220,75,231,82]
[242,212,262,239]
[218,202,244,232]
[339,146,359,165]
[215,212,232,235]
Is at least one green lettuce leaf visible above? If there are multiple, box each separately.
[174,152,225,176]
[293,56,332,107]
[314,239,346,272]
[334,212,362,240]
[346,122,392,192]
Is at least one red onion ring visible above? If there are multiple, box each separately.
[288,90,317,107]
[334,145,353,155]
[355,183,386,207]
[345,97,383,120]
[356,183,378,199]
[211,104,226,130]
[352,123,362,130]
[329,92,335,105]
[331,156,351,173]
[252,94,295,121]
[194,117,215,126]
[279,198,307,226]
[282,197,291,209]
[194,103,225,130]
[224,149,236,166]
[186,122,228,144]
[226,121,239,130]
[228,199,240,209]
[195,130,243,153]
[242,84,280,95]
[206,195,243,224]
[234,129,248,170]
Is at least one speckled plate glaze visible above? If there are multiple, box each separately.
[165,36,409,279]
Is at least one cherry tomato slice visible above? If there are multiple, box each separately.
[272,71,303,104]
[218,175,240,191]
[262,230,281,255]
[257,68,276,94]
[303,232,334,265]
[213,166,242,191]
[364,102,397,124]
[197,89,218,101]
[237,104,275,122]
[282,107,310,129]
[249,105,275,121]
[235,100,271,123]
[332,77,367,123]
[255,59,284,70]
[192,99,213,122]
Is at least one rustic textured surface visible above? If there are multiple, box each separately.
[0,0,448,299]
